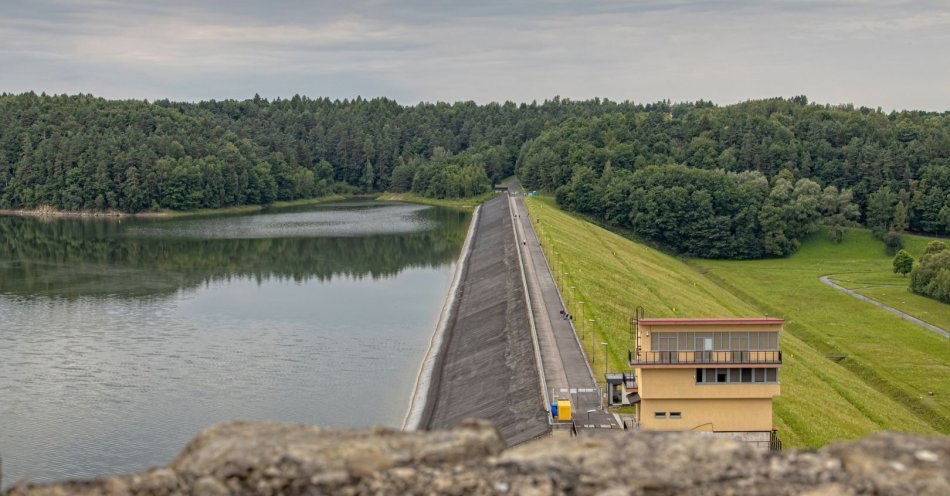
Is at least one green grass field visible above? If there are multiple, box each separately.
[524,194,948,448]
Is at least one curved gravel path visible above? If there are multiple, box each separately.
[819,275,949,338]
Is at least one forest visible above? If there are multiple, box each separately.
[1,93,947,259]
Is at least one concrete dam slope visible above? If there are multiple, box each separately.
[418,195,550,445]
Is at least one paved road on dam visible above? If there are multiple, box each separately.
[509,188,618,430]
[418,195,550,445]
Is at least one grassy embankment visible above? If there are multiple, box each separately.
[523,194,948,448]
[375,191,498,209]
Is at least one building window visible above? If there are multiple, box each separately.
[652,331,779,351]
[670,412,682,419]
[697,368,780,384]
[741,368,753,382]
[655,411,666,418]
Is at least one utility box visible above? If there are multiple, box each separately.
[556,399,572,421]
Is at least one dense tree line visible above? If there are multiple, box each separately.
[0,93,630,210]
[1,93,947,258]
[519,97,948,257]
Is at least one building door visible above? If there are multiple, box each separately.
[700,337,713,362]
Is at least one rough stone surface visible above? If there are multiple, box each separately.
[420,195,550,445]
[4,420,948,495]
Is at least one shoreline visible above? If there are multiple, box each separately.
[0,195,350,220]
[402,204,481,430]
[0,193,496,220]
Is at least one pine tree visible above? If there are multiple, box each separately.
[360,160,375,192]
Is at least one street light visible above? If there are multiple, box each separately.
[602,342,609,376]
[587,409,596,425]
[569,286,576,304]
[588,319,596,366]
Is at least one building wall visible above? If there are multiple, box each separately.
[633,321,782,433]
[638,368,780,400]
[639,398,774,432]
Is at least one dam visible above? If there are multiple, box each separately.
[412,194,551,444]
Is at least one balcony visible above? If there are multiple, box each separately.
[630,350,782,367]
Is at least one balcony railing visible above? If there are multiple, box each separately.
[630,350,782,366]
[623,372,637,389]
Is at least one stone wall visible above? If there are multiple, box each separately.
[3,420,947,495]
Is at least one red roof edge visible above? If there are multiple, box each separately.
[637,317,784,325]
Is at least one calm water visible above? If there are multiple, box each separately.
[0,201,469,487]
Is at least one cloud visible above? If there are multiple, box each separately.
[1,0,947,110]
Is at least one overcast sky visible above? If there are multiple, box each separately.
[1,0,948,110]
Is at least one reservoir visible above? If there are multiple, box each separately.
[0,201,469,487]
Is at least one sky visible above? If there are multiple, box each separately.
[1,0,948,110]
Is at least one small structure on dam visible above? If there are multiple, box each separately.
[629,316,784,450]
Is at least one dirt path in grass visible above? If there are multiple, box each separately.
[819,276,949,338]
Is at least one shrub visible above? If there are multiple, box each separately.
[882,230,903,254]
[909,241,950,303]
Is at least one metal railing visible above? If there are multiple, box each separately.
[769,430,783,451]
[630,350,782,365]
[622,372,637,389]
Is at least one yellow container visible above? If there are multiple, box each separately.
[556,399,572,421]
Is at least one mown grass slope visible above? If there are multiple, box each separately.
[523,194,945,448]
[822,234,949,331]
[695,229,950,436]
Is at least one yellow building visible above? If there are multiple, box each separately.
[629,317,782,447]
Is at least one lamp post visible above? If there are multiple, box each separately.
[588,319,596,367]
[602,342,609,376]
[569,286,576,305]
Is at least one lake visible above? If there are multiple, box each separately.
[0,200,469,487]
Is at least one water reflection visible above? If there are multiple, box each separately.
[0,201,469,298]
[0,201,469,487]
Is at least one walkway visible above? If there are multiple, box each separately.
[507,185,618,430]
[819,276,949,338]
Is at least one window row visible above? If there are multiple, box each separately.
[654,411,682,419]
[652,331,779,352]
[695,367,778,384]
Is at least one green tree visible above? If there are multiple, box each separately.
[866,187,898,238]
[360,160,375,192]
[820,185,860,242]
[891,201,909,232]
[892,249,914,275]
[909,241,950,303]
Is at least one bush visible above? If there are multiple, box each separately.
[909,241,950,303]
[882,230,903,254]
